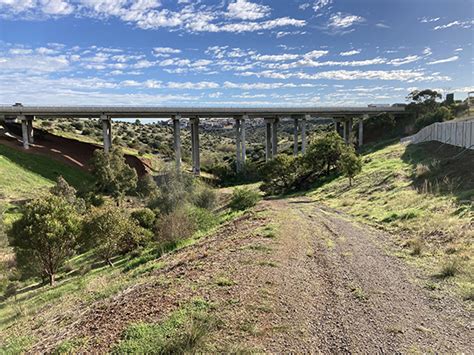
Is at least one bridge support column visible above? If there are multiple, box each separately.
[172,115,182,171]
[358,115,366,149]
[190,117,200,176]
[18,115,29,149]
[271,117,278,157]
[293,117,299,156]
[26,116,34,144]
[343,119,353,145]
[301,115,308,154]
[101,115,112,153]
[265,118,273,162]
[235,115,247,173]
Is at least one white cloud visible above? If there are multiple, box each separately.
[375,23,390,29]
[226,0,270,20]
[427,56,459,65]
[328,12,365,29]
[434,20,473,30]
[313,0,331,12]
[340,49,360,56]
[388,55,422,66]
[254,53,300,61]
[423,47,432,56]
[153,47,181,56]
[420,17,440,23]
[40,0,73,15]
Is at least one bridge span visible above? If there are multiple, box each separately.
[0,105,406,175]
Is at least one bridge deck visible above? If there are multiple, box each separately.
[0,105,405,119]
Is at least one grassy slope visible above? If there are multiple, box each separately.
[310,140,473,298]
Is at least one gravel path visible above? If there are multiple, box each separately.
[32,198,472,353]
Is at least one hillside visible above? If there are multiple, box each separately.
[0,139,472,352]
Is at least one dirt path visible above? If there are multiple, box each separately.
[33,198,472,353]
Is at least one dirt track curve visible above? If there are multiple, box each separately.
[33,198,472,353]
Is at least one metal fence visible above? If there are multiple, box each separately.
[401,119,474,150]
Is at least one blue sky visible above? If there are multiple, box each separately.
[0,0,472,106]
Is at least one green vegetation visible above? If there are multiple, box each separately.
[8,195,82,285]
[229,187,261,211]
[112,299,215,354]
[311,140,473,296]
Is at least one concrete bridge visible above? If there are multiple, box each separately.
[0,105,406,175]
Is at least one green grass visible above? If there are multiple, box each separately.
[112,298,215,354]
[0,143,93,198]
[310,141,473,298]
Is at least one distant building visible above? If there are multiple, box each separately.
[368,104,390,108]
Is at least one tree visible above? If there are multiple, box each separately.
[135,174,158,199]
[82,206,147,266]
[260,155,299,194]
[406,89,442,119]
[339,147,362,187]
[8,195,81,286]
[305,131,345,175]
[90,147,138,204]
[414,106,453,130]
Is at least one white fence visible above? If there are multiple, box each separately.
[401,119,474,150]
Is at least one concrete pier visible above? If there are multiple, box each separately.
[101,114,112,153]
[293,117,299,156]
[265,118,272,162]
[18,115,28,149]
[26,115,34,144]
[190,117,200,176]
[271,117,278,157]
[301,115,308,154]
[172,115,182,170]
[235,115,247,173]
[358,116,365,148]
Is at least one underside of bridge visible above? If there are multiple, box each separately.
[0,105,405,175]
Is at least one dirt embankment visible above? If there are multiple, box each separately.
[1,122,151,177]
[30,198,472,353]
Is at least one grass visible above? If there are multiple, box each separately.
[0,143,93,198]
[215,276,235,287]
[310,140,473,299]
[112,298,215,354]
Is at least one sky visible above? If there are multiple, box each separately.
[0,0,473,107]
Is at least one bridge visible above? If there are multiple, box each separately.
[0,105,406,175]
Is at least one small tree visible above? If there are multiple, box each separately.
[305,131,345,175]
[339,147,362,187]
[8,195,81,286]
[82,206,147,266]
[50,176,77,203]
[135,174,158,199]
[260,155,299,194]
[90,147,138,204]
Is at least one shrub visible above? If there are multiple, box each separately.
[188,206,218,232]
[131,208,156,230]
[8,195,81,285]
[136,174,158,199]
[82,205,148,266]
[148,171,195,214]
[415,107,452,130]
[154,207,197,244]
[89,147,138,204]
[229,188,260,211]
[338,147,362,186]
[260,155,299,195]
[193,185,217,210]
[439,257,462,278]
[304,131,345,175]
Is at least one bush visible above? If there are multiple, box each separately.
[131,208,156,230]
[8,195,81,285]
[82,205,148,266]
[338,147,362,186]
[193,185,217,210]
[415,107,453,130]
[89,147,138,204]
[154,207,197,244]
[260,155,299,195]
[136,174,158,199]
[148,171,195,214]
[188,206,218,232]
[229,188,260,211]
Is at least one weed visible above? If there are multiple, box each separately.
[409,238,424,256]
[350,284,367,301]
[438,258,462,278]
[0,335,33,353]
[112,299,215,354]
[215,276,235,287]
[53,337,89,354]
